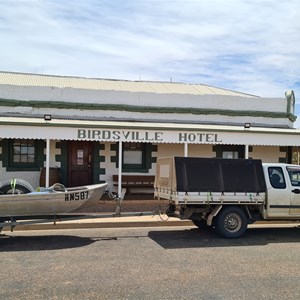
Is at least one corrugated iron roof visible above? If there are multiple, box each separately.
[0,71,258,98]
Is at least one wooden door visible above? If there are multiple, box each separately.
[68,141,93,187]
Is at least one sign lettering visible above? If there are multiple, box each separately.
[178,132,222,143]
[78,129,164,142]
[77,129,222,144]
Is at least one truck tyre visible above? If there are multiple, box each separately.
[215,206,247,239]
[0,180,33,195]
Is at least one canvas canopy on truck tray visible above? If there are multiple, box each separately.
[173,157,266,193]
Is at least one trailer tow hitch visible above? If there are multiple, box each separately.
[104,189,124,217]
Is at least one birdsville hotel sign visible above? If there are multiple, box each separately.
[77,129,223,144]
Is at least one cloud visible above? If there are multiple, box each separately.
[0,0,299,104]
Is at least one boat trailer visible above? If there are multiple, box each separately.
[0,188,167,234]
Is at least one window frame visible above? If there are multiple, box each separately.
[268,167,286,189]
[213,145,245,159]
[1,139,44,171]
[113,142,154,173]
[122,142,146,171]
[287,166,300,187]
[11,139,37,166]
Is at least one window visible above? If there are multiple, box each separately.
[222,151,239,159]
[287,167,300,186]
[112,142,155,173]
[213,145,245,159]
[268,167,286,189]
[122,142,146,170]
[12,139,35,163]
[7,139,40,170]
[1,138,43,171]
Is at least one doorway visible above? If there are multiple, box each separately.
[68,141,93,187]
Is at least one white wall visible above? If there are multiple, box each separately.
[0,84,291,128]
[0,105,292,128]
[156,143,213,158]
[0,85,286,112]
[185,144,214,157]
[46,140,61,168]
[250,146,282,163]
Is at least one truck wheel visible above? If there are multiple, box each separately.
[0,181,33,194]
[215,206,247,239]
[192,219,210,229]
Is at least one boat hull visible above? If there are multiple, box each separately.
[0,183,108,217]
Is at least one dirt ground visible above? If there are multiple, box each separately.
[83,193,170,213]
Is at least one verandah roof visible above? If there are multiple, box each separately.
[1,116,300,146]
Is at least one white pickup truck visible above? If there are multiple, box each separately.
[154,157,300,238]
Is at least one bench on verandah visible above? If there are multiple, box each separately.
[112,175,155,194]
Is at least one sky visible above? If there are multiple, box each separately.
[0,0,300,123]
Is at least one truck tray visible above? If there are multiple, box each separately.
[154,157,266,205]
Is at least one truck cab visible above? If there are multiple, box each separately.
[263,163,300,218]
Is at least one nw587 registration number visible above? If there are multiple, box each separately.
[65,191,89,201]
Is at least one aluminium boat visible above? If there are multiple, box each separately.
[0,182,108,218]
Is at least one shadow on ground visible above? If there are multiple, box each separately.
[148,226,300,249]
[0,235,96,252]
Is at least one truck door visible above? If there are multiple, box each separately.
[266,166,289,217]
[286,166,300,215]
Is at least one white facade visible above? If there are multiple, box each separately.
[0,71,295,128]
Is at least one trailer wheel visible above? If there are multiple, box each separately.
[0,180,33,195]
[215,206,247,239]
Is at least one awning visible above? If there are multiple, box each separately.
[1,116,300,146]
